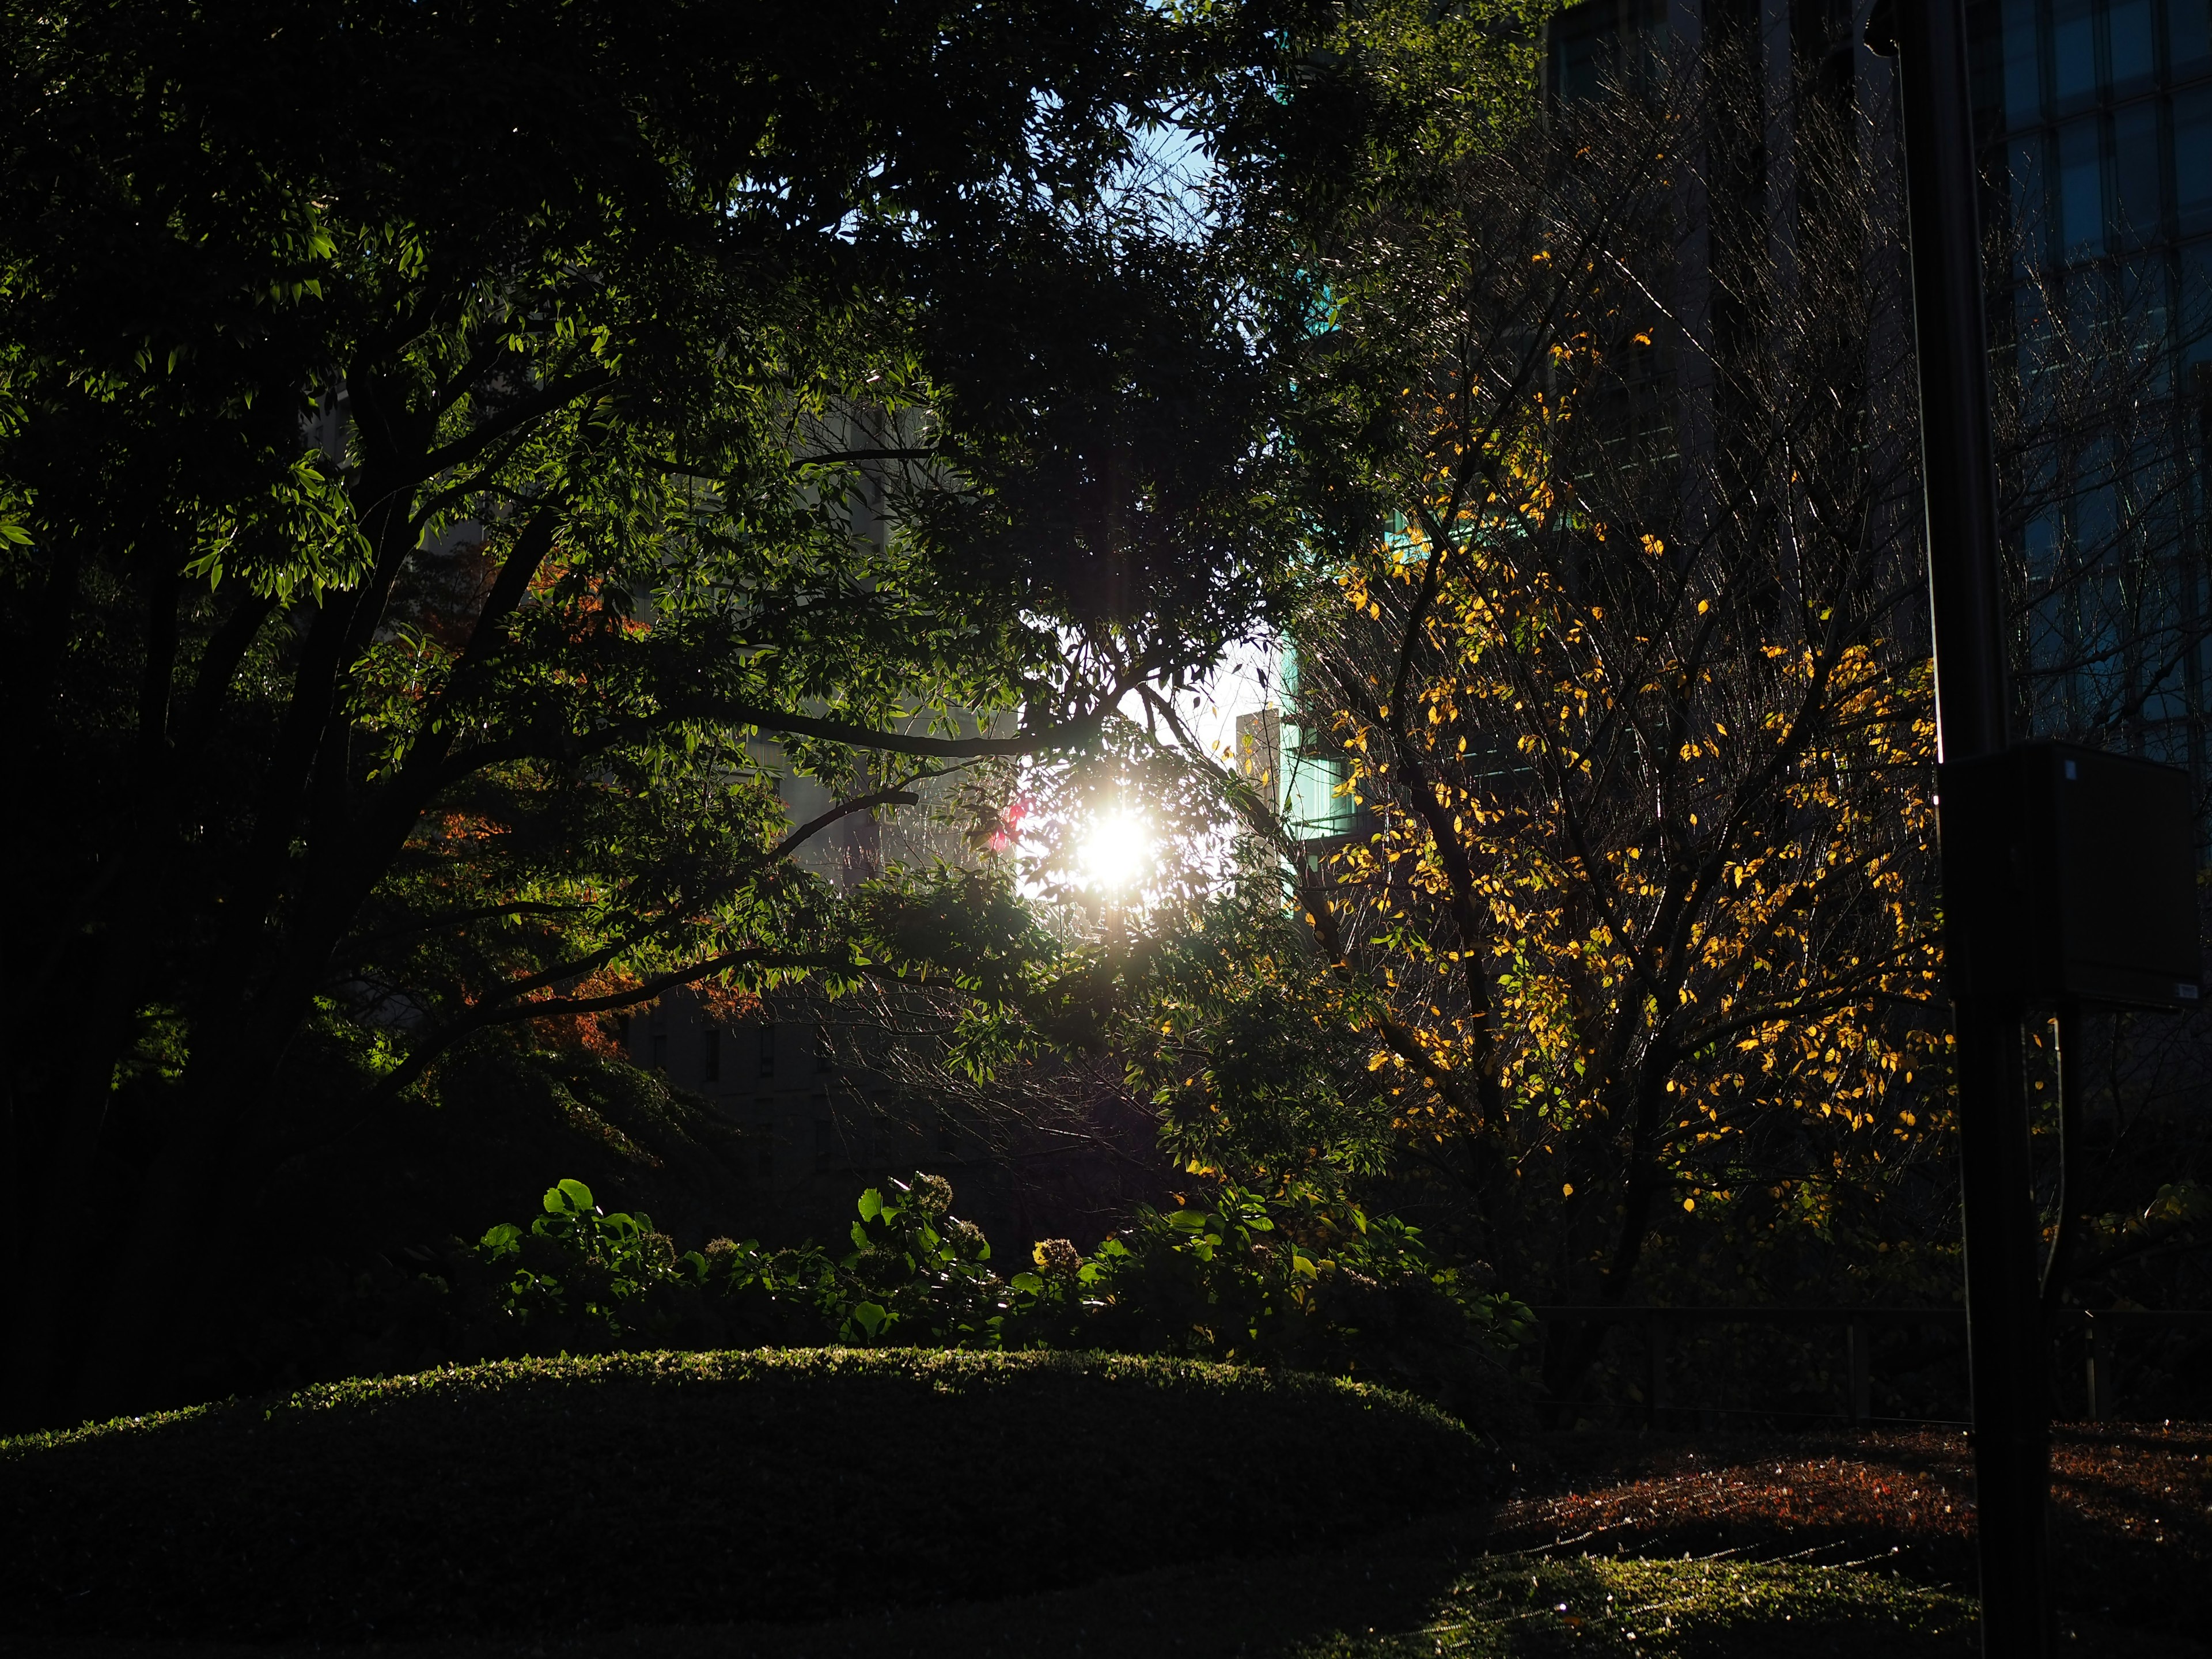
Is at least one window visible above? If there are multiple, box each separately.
[2176,89,2212,234]
[650,1033,667,1070]
[814,1118,835,1171]
[2002,0,2041,124]
[1554,9,1609,103]
[1548,0,1666,106]
[2108,0,2154,94]
[757,1021,777,1079]
[2058,116,2105,259]
[702,1027,721,1083]
[2053,0,2098,112]
[2112,101,2162,242]
[1282,750,1357,839]
[2170,0,2212,79]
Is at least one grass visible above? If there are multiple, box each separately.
[1282,1555,1975,1657]
[0,1347,1502,1645]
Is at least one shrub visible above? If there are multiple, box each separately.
[455,1175,1532,1423]
[0,1350,1504,1642]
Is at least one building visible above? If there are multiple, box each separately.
[1546,0,2212,779]
[1975,0,2212,770]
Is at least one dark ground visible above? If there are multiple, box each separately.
[3,1420,2201,1658]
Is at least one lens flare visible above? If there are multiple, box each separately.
[1077,808,1156,892]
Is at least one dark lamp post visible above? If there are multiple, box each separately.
[1875,2,2205,1652]
[1871,0,2049,1651]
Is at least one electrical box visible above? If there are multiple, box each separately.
[1939,741,2203,1009]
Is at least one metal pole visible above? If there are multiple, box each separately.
[1880,0,2051,1651]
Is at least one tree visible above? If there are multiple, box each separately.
[1150,10,2212,1418]
[1143,17,1964,1414]
[0,0,1311,1422]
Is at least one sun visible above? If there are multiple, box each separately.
[1076,808,1156,893]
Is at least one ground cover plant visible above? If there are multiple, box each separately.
[285,1173,1534,1429]
[0,1349,1503,1645]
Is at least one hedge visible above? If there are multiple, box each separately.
[0,1348,1505,1643]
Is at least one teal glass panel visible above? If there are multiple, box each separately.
[2055,0,2099,108]
[2177,89,2212,230]
[2169,0,2212,77]
[1282,753,1354,839]
[2111,0,2156,91]
[2112,100,2164,238]
[2003,0,2043,120]
[2058,116,2107,255]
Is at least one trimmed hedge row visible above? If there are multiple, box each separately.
[0,1348,1505,1643]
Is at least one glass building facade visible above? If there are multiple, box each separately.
[1544,0,2212,778]
[1277,644,1361,842]
[1974,0,2212,767]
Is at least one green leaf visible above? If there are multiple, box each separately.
[857,1188,884,1222]
[853,1301,888,1338]
[1010,1271,1045,1294]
